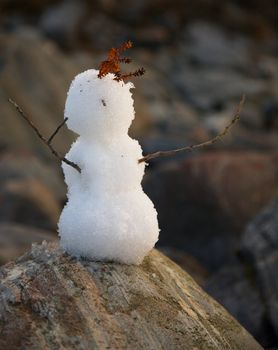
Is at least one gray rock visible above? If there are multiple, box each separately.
[173,66,268,110]
[241,199,278,260]
[95,0,149,22]
[184,21,251,68]
[0,152,64,230]
[132,61,199,138]
[0,241,263,349]
[135,25,171,46]
[0,28,80,162]
[0,177,60,231]
[205,261,271,347]
[0,223,56,265]
[241,198,278,339]
[82,13,127,51]
[0,152,65,201]
[40,0,86,49]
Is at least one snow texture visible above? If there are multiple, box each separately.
[58,69,159,264]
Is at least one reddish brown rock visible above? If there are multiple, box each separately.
[179,151,278,228]
[143,151,278,269]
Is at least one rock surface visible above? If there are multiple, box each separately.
[205,260,269,346]
[241,198,278,340]
[204,198,278,348]
[0,242,262,350]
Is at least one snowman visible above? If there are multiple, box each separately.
[58,42,160,265]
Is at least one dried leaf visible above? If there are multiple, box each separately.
[98,41,145,82]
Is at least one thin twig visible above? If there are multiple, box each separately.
[47,117,68,145]
[114,67,146,82]
[138,95,245,164]
[8,99,81,173]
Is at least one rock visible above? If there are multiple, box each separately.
[132,62,199,139]
[81,14,128,51]
[0,241,262,349]
[205,261,272,347]
[241,198,278,261]
[232,127,278,152]
[200,105,278,152]
[0,152,64,230]
[134,25,171,47]
[143,151,278,269]
[40,0,86,49]
[203,108,237,134]
[94,0,149,23]
[0,223,56,265]
[0,152,65,202]
[239,102,264,130]
[173,65,268,110]
[204,197,278,348]
[263,99,278,131]
[0,29,79,162]
[0,29,196,154]
[0,177,60,231]
[241,198,278,340]
[184,21,251,68]
[159,247,209,286]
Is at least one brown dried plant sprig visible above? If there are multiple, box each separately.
[8,98,81,173]
[114,67,146,82]
[138,95,245,164]
[98,40,145,82]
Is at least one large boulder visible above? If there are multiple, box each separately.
[241,198,278,340]
[0,242,262,349]
[205,260,269,347]
[203,198,278,348]
[143,151,278,269]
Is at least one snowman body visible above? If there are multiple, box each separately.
[58,69,159,264]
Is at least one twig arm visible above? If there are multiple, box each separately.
[8,99,81,173]
[138,95,245,163]
[47,117,68,145]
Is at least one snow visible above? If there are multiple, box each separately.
[58,69,159,265]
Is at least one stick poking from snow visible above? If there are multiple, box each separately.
[138,95,245,164]
[47,117,68,145]
[8,98,81,173]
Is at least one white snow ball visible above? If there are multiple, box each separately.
[58,189,159,265]
[62,135,145,194]
[65,69,135,140]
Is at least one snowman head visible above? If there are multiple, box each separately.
[65,69,135,140]
[65,41,145,141]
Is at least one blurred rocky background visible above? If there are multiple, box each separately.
[0,0,277,348]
